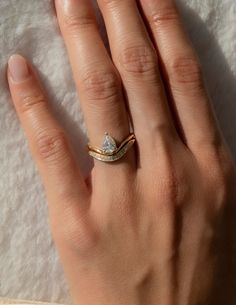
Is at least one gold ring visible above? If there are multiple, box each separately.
[87,132,136,162]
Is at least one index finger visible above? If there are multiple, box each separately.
[140,0,222,153]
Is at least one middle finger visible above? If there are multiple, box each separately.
[97,0,180,165]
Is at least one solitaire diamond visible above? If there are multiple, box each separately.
[102,133,117,154]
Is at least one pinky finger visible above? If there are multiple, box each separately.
[7,54,89,223]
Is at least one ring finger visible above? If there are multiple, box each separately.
[55,0,135,173]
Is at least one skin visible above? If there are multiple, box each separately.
[6,0,236,304]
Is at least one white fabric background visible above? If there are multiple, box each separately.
[0,0,235,304]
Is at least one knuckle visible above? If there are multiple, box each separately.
[150,7,179,27]
[169,55,203,88]
[19,94,45,114]
[155,147,190,207]
[82,69,121,103]
[201,145,233,210]
[209,170,229,211]
[211,155,232,186]
[35,129,69,163]
[193,133,223,157]
[99,0,124,8]
[62,221,89,251]
[158,163,185,206]
[119,45,158,78]
[54,212,99,256]
[153,121,176,140]
[63,13,94,34]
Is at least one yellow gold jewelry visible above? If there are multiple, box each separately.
[87,132,136,162]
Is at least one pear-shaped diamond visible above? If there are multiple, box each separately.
[102,133,117,154]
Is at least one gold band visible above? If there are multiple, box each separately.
[87,133,136,162]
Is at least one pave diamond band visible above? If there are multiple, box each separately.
[87,133,136,162]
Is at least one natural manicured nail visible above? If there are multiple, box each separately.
[60,0,75,14]
[8,54,29,82]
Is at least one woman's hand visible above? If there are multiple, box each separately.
[7,0,236,304]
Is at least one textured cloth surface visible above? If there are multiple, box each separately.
[0,297,65,305]
[0,0,236,304]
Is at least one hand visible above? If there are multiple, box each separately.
[7,0,236,304]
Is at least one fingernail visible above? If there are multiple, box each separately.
[59,0,75,14]
[8,54,29,82]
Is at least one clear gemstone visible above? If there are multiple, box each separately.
[102,133,117,153]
